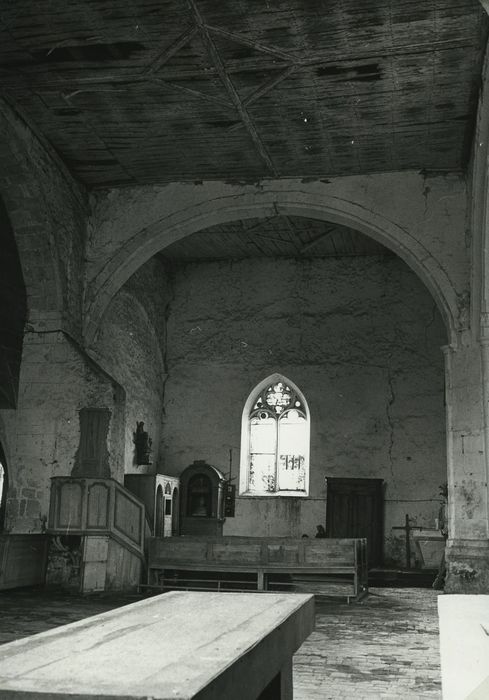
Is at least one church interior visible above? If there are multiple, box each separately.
[1,1,489,698]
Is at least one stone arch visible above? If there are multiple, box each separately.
[84,190,458,346]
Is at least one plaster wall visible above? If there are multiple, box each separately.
[0,331,124,533]
[161,254,447,565]
[92,259,169,473]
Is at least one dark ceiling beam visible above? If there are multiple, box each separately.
[281,215,303,254]
[144,25,199,76]
[299,228,337,254]
[244,64,297,108]
[149,77,234,109]
[227,64,297,133]
[187,0,278,176]
[239,216,277,235]
[206,24,298,63]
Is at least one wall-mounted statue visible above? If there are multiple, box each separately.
[134,421,152,465]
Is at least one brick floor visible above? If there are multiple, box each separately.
[294,587,442,699]
[0,586,441,699]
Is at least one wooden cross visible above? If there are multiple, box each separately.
[392,514,423,570]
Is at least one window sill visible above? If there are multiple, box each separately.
[238,491,309,499]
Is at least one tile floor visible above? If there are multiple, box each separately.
[294,588,442,699]
[0,586,442,699]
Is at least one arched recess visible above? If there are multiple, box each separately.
[84,191,457,347]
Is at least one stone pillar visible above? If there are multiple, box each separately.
[443,341,489,593]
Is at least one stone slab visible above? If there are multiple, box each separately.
[0,591,315,699]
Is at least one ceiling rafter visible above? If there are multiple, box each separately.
[187,0,278,176]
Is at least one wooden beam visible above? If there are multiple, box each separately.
[300,228,337,254]
[187,0,278,176]
[282,215,303,254]
[144,26,199,76]
[227,64,297,133]
[150,77,234,109]
[206,24,297,63]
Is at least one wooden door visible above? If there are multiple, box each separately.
[326,477,384,566]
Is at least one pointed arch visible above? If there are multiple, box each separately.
[239,373,310,497]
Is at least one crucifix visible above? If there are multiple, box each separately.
[392,514,423,570]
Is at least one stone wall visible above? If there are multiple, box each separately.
[91,258,170,473]
[161,254,447,565]
[0,331,124,533]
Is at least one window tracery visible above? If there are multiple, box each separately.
[241,377,309,496]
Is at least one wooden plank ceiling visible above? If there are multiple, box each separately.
[0,0,487,188]
[159,215,392,260]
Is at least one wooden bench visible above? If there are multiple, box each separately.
[147,536,368,602]
[0,591,315,699]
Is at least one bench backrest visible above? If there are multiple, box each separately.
[149,536,365,568]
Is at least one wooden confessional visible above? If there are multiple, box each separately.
[179,461,227,536]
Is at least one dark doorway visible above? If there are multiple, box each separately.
[326,477,384,566]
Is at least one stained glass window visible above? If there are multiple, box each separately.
[242,377,309,495]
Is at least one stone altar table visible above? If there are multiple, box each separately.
[0,591,315,699]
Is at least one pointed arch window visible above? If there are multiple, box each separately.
[240,376,310,496]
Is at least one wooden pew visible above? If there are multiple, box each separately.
[147,536,368,602]
[0,591,315,700]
